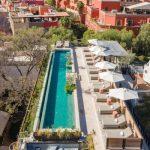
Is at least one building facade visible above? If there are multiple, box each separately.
[9,5,69,34]
[57,0,150,32]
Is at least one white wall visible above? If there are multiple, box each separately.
[143,61,150,84]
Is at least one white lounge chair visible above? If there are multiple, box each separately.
[64,41,70,48]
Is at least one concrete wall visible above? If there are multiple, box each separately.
[143,62,150,84]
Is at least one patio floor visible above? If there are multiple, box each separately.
[73,47,105,150]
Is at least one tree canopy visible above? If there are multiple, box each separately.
[45,27,77,44]
[45,0,55,6]
[60,17,72,28]
[0,28,49,115]
[82,28,134,49]
[71,23,87,39]
[133,23,150,56]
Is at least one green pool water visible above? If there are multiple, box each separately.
[40,50,75,129]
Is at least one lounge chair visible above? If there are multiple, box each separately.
[101,114,126,129]
[85,57,93,61]
[88,74,99,81]
[64,41,70,48]
[94,93,108,102]
[87,69,99,74]
[105,127,133,138]
[84,52,94,57]
[92,82,111,92]
[56,41,63,48]
[83,49,90,52]
[124,138,141,150]
[107,138,123,150]
[99,102,120,114]
[86,61,94,66]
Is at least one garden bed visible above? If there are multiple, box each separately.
[19,53,50,138]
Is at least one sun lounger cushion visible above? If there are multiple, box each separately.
[83,49,90,52]
[88,74,99,81]
[94,93,107,102]
[99,102,120,114]
[101,114,126,129]
[87,69,99,74]
[92,82,111,92]
[105,127,133,138]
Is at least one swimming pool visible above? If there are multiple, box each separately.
[40,50,75,129]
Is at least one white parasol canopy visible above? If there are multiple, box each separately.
[109,88,139,100]
[88,39,101,46]
[99,71,124,82]
[91,49,111,56]
[95,61,117,70]
[89,46,100,52]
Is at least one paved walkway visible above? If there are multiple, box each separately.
[73,47,105,150]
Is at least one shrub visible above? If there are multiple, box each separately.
[137,55,146,62]
[66,54,72,66]
[77,1,84,13]
[65,82,76,94]
[33,128,82,141]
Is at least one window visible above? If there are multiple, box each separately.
[116,20,121,26]
[127,20,133,26]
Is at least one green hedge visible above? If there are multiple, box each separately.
[19,53,49,137]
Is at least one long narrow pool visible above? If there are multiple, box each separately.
[40,50,75,129]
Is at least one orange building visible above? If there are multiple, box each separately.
[57,0,150,33]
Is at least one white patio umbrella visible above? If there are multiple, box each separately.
[88,39,100,46]
[95,61,117,70]
[109,88,139,100]
[92,49,111,56]
[99,71,124,82]
[89,46,100,52]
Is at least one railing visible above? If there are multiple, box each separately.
[125,101,150,149]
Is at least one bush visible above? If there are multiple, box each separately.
[65,82,76,94]
[137,55,145,62]
[33,128,82,141]
[77,1,84,13]
[66,54,72,66]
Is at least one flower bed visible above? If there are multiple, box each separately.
[33,128,82,141]
[65,73,76,94]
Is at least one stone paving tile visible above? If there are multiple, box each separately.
[74,47,105,150]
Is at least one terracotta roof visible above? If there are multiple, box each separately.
[13,12,69,18]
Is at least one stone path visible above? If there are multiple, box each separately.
[73,47,105,150]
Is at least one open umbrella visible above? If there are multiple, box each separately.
[95,61,117,70]
[88,39,100,46]
[99,71,124,82]
[109,88,139,100]
[89,46,99,52]
[92,49,111,56]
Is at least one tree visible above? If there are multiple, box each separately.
[0,28,50,115]
[46,0,55,6]
[45,27,77,44]
[99,29,121,42]
[134,24,150,56]
[118,52,136,65]
[60,17,72,28]
[120,28,133,50]
[71,23,87,39]
[81,28,134,49]
[82,29,98,44]
[77,1,84,14]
